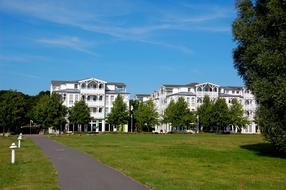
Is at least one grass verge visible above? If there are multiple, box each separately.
[52,133,286,190]
[0,136,58,190]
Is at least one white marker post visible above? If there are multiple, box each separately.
[9,143,17,164]
[17,135,22,148]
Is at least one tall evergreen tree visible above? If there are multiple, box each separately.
[233,0,286,150]
[134,100,159,132]
[107,95,128,130]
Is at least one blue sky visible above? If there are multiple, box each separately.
[0,0,242,95]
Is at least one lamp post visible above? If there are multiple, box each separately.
[9,143,17,164]
[17,135,22,148]
[30,120,33,135]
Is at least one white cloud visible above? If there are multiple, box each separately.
[37,36,98,56]
[0,0,233,54]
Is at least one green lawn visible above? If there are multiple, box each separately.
[52,133,286,190]
[0,136,58,190]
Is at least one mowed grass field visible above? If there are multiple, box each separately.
[52,133,286,190]
[0,136,58,190]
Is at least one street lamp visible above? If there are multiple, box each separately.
[30,120,33,135]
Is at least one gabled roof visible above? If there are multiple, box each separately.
[195,82,220,87]
[78,77,107,83]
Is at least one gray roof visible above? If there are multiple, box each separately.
[167,92,196,97]
[163,82,198,88]
[106,82,126,87]
[135,94,151,97]
[219,93,243,98]
[221,86,243,90]
[51,80,79,86]
[106,90,129,95]
[53,89,80,93]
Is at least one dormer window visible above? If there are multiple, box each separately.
[99,84,103,89]
[74,84,78,89]
[81,83,86,88]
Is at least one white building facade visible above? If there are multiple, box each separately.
[137,82,258,134]
[51,78,129,132]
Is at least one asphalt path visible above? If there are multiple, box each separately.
[31,135,148,190]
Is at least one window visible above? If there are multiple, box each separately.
[69,94,73,104]
[62,94,66,100]
[197,98,202,103]
[232,90,235,94]
[74,84,78,89]
[87,96,90,101]
[75,94,79,102]
[236,90,239,94]
[99,84,103,89]
[105,107,108,113]
[81,83,86,88]
[93,96,97,101]
[93,107,97,113]
[197,87,202,91]
[214,87,217,92]
[99,95,103,101]
[99,107,102,113]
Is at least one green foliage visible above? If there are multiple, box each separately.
[197,96,213,131]
[230,98,249,130]
[0,91,26,134]
[134,100,159,132]
[107,95,128,128]
[68,100,90,125]
[163,97,195,130]
[233,0,286,151]
[32,93,67,128]
[211,98,231,132]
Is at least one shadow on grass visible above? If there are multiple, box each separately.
[240,143,286,159]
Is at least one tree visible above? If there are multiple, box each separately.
[229,98,249,131]
[134,100,159,132]
[211,98,231,132]
[0,91,26,134]
[68,100,90,131]
[233,0,286,150]
[197,96,213,131]
[32,93,67,130]
[107,95,128,131]
[129,99,140,132]
[163,97,195,131]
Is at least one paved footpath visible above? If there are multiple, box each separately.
[31,135,148,190]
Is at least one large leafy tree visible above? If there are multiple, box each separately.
[163,97,195,131]
[233,0,286,150]
[68,100,90,127]
[107,95,128,130]
[229,98,249,131]
[134,100,159,132]
[32,93,67,129]
[0,91,26,134]
[211,98,231,132]
[197,96,213,131]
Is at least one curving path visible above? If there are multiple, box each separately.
[31,135,148,190]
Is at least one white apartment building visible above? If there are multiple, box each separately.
[51,77,129,132]
[136,82,257,134]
